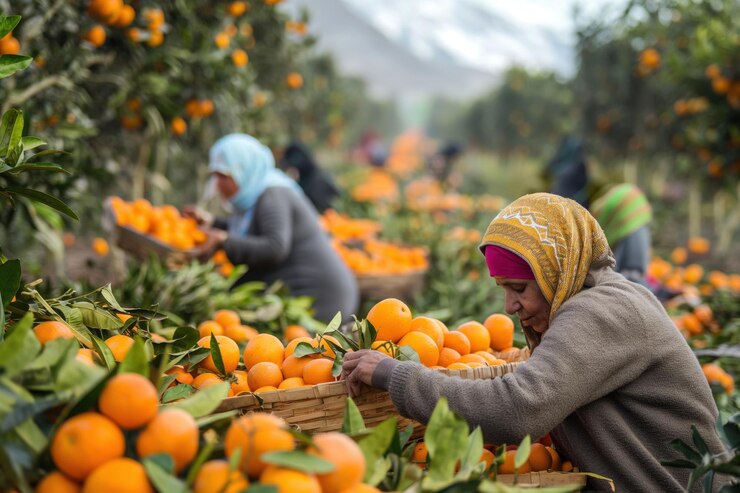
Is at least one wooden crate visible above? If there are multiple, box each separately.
[497,470,587,489]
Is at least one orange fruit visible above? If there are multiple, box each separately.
[456,322,490,352]
[682,313,703,336]
[303,358,336,385]
[193,459,249,493]
[136,408,199,473]
[170,117,187,136]
[230,370,250,395]
[255,386,278,392]
[446,362,470,370]
[498,449,531,474]
[247,362,284,390]
[198,320,224,338]
[104,334,135,362]
[87,0,123,22]
[370,340,396,357]
[443,331,471,355]
[192,372,223,390]
[260,466,321,493]
[214,32,230,49]
[281,354,312,379]
[308,432,365,493]
[285,336,313,358]
[438,347,461,368]
[34,321,75,345]
[99,373,158,429]
[0,34,20,55]
[284,324,310,341]
[83,25,106,47]
[111,4,135,27]
[231,49,249,67]
[35,471,80,493]
[198,335,240,374]
[51,412,125,480]
[76,348,96,366]
[398,332,439,367]
[225,324,258,342]
[81,457,152,493]
[483,314,514,351]
[458,353,487,365]
[409,317,444,349]
[227,1,248,16]
[244,334,285,369]
[225,413,295,477]
[91,237,109,256]
[547,447,561,471]
[684,264,704,284]
[528,443,553,471]
[166,365,194,385]
[311,335,341,359]
[366,298,412,343]
[286,72,304,90]
[411,442,428,463]
[338,484,382,493]
[214,310,241,329]
[278,377,305,389]
[561,460,573,472]
[694,304,713,325]
[480,448,495,469]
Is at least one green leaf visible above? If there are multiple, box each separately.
[423,398,470,488]
[143,455,188,493]
[171,326,200,352]
[14,416,48,454]
[0,109,20,153]
[209,333,226,375]
[262,451,335,473]
[691,425,711,456]
[100,285,125,312]
[20,136,45,150]
[0,55,31,80]
[293,342,323,358]
[9,163,69,175]
[397,345,420,363]
[341,397,367,435]
[0,313,40,378]
[118,338,150,376]
[195,410,238,428]
[3,187,78,220]
[331,353,344,378]
[169,382,229,418]
[5,108,22,155]
[358,417,397,483]
[244,486,278,493]
[0,259,21,308]
[457,427,484,478]
[162,384,195,403]
[661,459,698,469]
[90,335,117,371]
[318,312,342,334]
[669,438,703,463]
[72,301,123,329]
[0,16,21,40]
[514,435,532,470]
[0,394,63,433]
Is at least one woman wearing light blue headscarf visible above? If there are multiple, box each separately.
[195,133,358,323]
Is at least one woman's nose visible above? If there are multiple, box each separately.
[504,293,520,315]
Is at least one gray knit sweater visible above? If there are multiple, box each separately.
[373,268,729,492]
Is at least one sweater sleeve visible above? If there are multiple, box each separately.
[386,291,655,444]
[221,188,293,267]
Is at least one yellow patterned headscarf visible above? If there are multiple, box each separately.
[480,193,614,346]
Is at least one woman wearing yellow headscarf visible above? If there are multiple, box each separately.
[343,193,727,492]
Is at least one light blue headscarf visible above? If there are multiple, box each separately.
[208,133,302,235]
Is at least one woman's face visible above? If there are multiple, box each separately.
[495,277,552,334]
[213,172,238,199]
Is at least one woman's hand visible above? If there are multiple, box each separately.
[182,206,213,226]
[190,228,228,262]
[342,350,390,397]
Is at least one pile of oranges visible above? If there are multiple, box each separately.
[109,196,207,251]
[366,298,518,369]
[173,310,343,396]
[702,363,735,394]
[333,239,428,276]
[411,435,574,475]
[319,210,382,240]
[38,372,196,492]
[351,170,399,203]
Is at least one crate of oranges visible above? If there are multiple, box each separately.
[104,197,208,263]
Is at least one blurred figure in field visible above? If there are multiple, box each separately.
[282,141,339,213]
[428,141,464,189]
[591,183,653,286]
[353,130,388,168]
[545,135,590,208]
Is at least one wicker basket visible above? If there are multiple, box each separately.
[356,269,427,303]
[216,362,522,438]
[497,471,587,489]
[103,198,192,266]
[494,347,530,363]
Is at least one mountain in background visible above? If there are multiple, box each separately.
[283,0,620,100]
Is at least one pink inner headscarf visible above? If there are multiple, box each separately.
[485,245,535,279]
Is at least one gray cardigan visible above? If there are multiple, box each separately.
[219,187,358,322]
[373,268,728,492]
